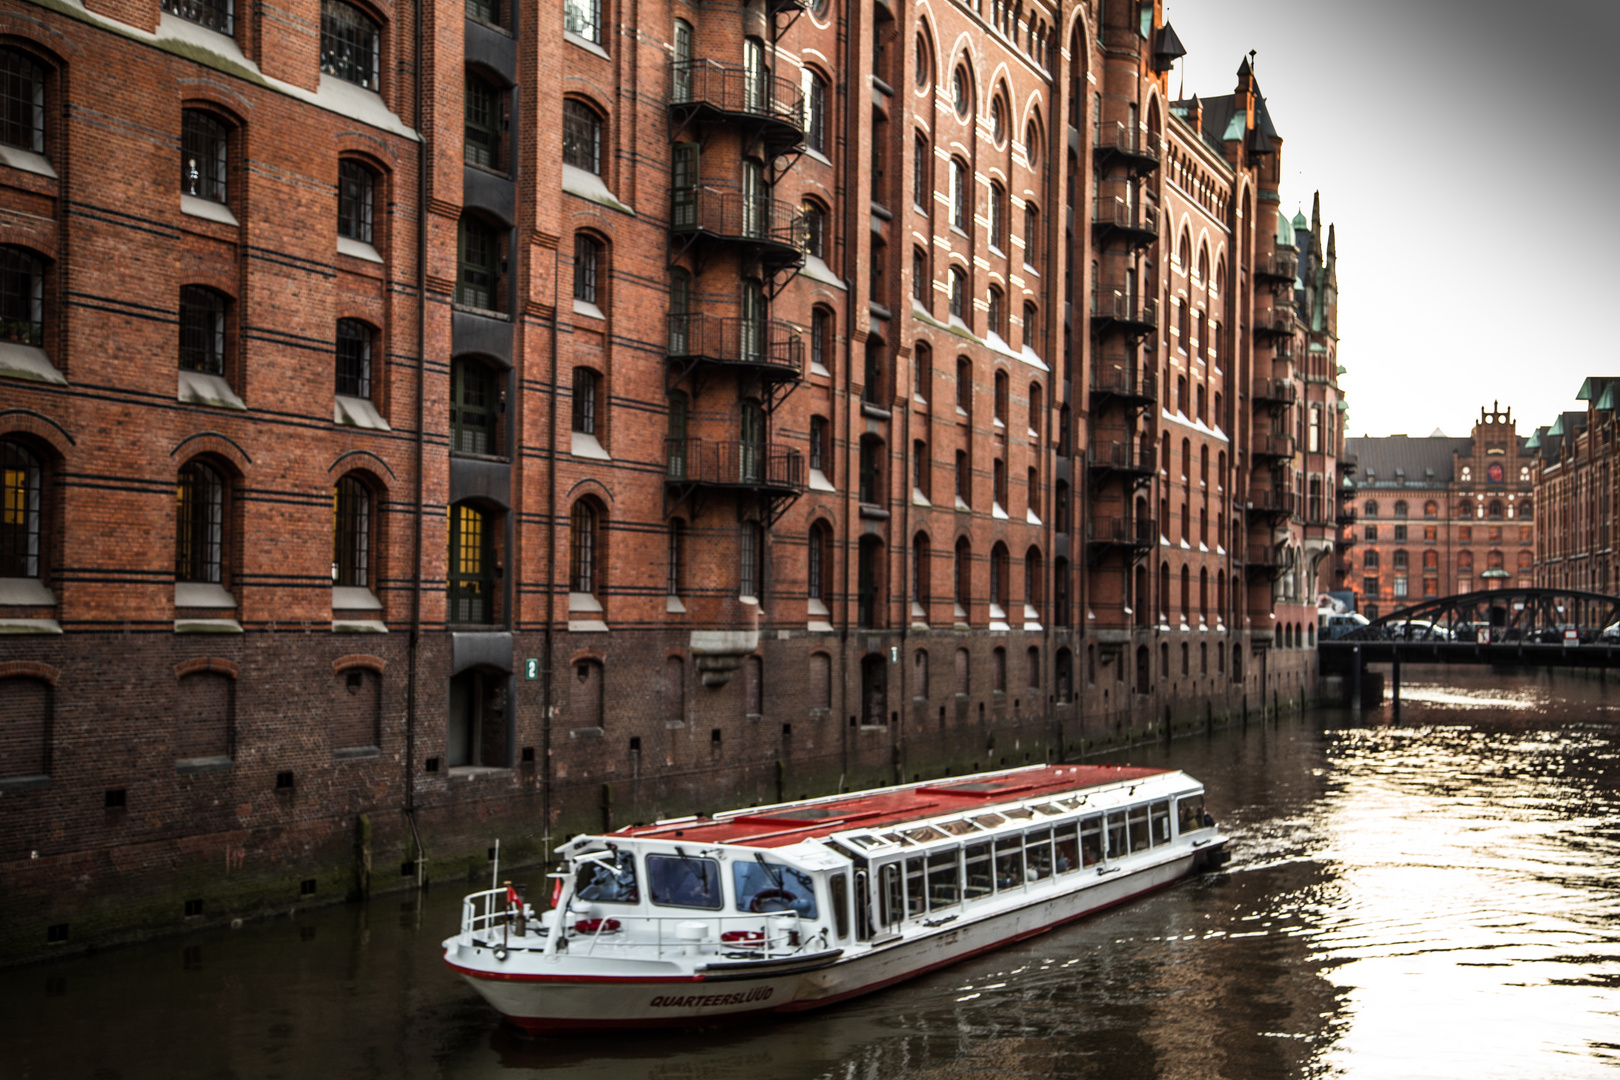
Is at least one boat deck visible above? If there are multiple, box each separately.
[610,764,1168,849]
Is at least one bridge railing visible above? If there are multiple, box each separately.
[1328,587,1620,646]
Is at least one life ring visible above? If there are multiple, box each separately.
[493,946,509,962]
[552,878,564,908]
[748,888,798,913]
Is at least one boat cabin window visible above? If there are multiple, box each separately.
[1001,807,1035,821]
[927,848,961,910]
[1080,816,1103,866]
[575,849,640,903]
[879,863,904,927]
[973,813,1006,828]
[1106,811,1127,858]
[1177,795,1205,834]
[883,832,910,846]
[733,859,818,916]
[647,853,723,910]
[964,842,993,898]
[848,833,886,849]
[994,834,1024,889]
[1150,801,1171,846]
[904,857,926,916]
[830,872,850,940]
[1026,828,1053,880]
[1128,805,1151,852]
[937,818,980,836]
[1054,822,1079,873]
[904,825,947,843]
[1031,803,1063,816]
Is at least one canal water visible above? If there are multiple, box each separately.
[6,668,1619,1079]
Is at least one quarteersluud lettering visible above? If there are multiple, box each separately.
[649,986,775,1008]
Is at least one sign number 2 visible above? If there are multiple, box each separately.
[524,659,539,680]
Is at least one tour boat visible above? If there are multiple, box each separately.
[442,763,1228,1032]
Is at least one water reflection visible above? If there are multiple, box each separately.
[4,668,1618,1079]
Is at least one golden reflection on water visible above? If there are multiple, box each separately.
[4,669,1618,1080]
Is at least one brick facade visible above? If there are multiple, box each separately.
[1529,379,1619,594]
[0,0,1345,961]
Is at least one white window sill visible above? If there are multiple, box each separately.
[0,577,55,606]
[801,255,846,290]
[956,496,971,511]
[571,431,611,460]
[333,585,383,611]
[0,618,61,635]
[175,582,236,609]
[992,503,1008,520]
[568,619,610,632]
[810,362,832,378]
[739,595,759,606]
[335,394,390,430]
[333,619,388,633]
[181,193,239,227]
[666,595,687,614]
[565,30,611,59]
[562,163,634,215]
[0,145,56,180]
[1019,345,1049,372]
[573,299,605,321]
[569,591,604,614]
[179,370,246,410]
[809,468,836,492]
[807,598,830,618]
[0,342,66,385]
[913,489,931,507]
[175,619,244,634]
[337,236,384,263]
[1027,509,1041,525]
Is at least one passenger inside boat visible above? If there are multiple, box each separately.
[575,850,639,903]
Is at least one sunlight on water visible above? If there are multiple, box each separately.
[4,669,1618,1080]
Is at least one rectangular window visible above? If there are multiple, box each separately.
[913,133,929,209]
[647,854,723,909]
[465,74,502,171]
[335,319,372,398]
[466,0,500,25]
[988,182,1005,250]
[739,523,762,599]
[573,234,599,304]
[571,367,597,434]
[0,443,42,579]
[926,849,960,911]
[564,0,601,43]
[456,218,499,310]
[666,521,682,596]
[1023,204,1039,269]
[178,287,226,375]
[163,0,234,36]
[562,101,602,174]
[950,158,969,230]
[337,160,375,243]
[1,246,44,346]
[320,0,381,91]
[181,110,229,204]
[805,71,826,154]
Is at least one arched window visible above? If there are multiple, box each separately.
[913,649,929,697]
[0,245,44,347]
[181,108,231,204]
[1023,546,1041,616]
[1,49,47,155]
[988,180,1006,249]
[807,520,831,604]
[1392,549,1408,570]
[1423,500,1438,518]
[0,441,45,581]
[802,199,828,259]
[1487,550,1504,571]
[332,473,373,590]
[1487,499,1503,520]
[569,500,598,595]
[914,31,933,89]
[573,233,602,306]
[990,94,1007,145]
[987,284,1006,337]
[176,460,228,585]
[952,63,972,119]
[1458,551,1473,573]
[950,157,970,230]
[179,286,229,376]
[335,318,374,399]
[465,69,507,171]
[562,100,604,174]
[337,159,376,244]
[456,214,504,311]
[1364,500,1379,517]
[320,0,382,90]
[954,537,972,611]
[1393,500,1408,519]
[1422,550,1439,572]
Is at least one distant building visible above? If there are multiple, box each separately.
[1529,379,1620,594]
[1342,405,1535,619]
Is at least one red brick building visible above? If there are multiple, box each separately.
[1341,405,1535,619]
[1530,379,1619,594]
[0,0,1345,958]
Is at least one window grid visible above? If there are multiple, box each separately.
[570,501,597,593]
[320,0,381,90]
[913,133,929,209]
[162,0,234,36]
[811,308,830,371]
[457,218,498,310]
[466,0,500,27]
[335,319,372,398]
[808,525,824,600]
[562,101,602,174]
[181,110,229,203]
[572,367,598,435]
[806,71,826,154]
[451,360,497,455]
[667,521,683,596]
[449,504,492,623]
[950,158,969,230]
[0,49,45,154]
[809,416,826,472]
[176,461,225,584]
[0,441,42,578]
[332,475,370,588]
[338,160,375,244]
[0,246,43,346]
[988,181,1005,249]
[564,0,601,43]
[178,287,226,375]
[740,523,762,599]
[465,74,501,170]
[574,234,599,304]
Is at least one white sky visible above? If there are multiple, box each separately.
[1165,0,1620,439]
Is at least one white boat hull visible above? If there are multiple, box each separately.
[446,849,1203,1032]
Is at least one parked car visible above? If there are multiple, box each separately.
[1322,613,1370,640]
[1538,624,1596,644]
[1602,622,1620,643]
[1390,619,1453,641]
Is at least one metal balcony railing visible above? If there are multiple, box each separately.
[669,60,804,132]
[1090,287,1157,328]
[1246,486,1296,517]
[1091,359,1158,403]
[1093,120,1159,168]
[670,189,805,257]
[666,437,803,490]
[1086,440,1156,473]
[667,313,802,378]
[1255,253,1297,282]
[1091,198,1159,244]
[1253,431,1296,459]
[1087,515,1157,545]
[1253,377,1297,406]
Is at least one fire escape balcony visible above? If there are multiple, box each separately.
[1085,439,1156,488]
[1253,431,1296,462]
[1092,120,1160,175]
[1253,305,1294,340]
[1091,356,1157,413]
[1242,545,1289,581]
[1254,253,1297,285]
[670,190,806,274]
[1089,287,1157,340]
[667,314,803,407]
[1085,514,1156,563]
[1336,506,1358,528]
[1253,377,1297,408]
[669,61,804,160]
[1091,198,1159,250]
[1244,485,1295,524]
[667,438,803,493]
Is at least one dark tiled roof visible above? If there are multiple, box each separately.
[1344,435,1472,489]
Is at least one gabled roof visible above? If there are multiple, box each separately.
[1344,434,1472,488]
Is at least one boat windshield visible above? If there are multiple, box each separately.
[647,853,724,910]
[1177,794,1205,833]
[733,859,818,917]
[574,849,639,904]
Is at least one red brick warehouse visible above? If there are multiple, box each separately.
[0,0,1348,960]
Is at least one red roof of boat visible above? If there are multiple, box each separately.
[610,764,1171,849]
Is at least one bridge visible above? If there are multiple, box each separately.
[1317,588,1620,711]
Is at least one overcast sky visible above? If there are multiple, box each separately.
[1165,0,1620,439]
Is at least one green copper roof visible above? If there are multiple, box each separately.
[1549,416,1565,436]
[1336,401,1349,412]
[1291,210,1308,229]
[1276,209,1294,247]
[1577,377,1594,401]
[1223,114,1246,141]
[1598,384,1616,411]
[1525,431,1541,450]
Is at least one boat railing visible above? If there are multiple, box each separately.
[563,910,822,960]
[459,886,540,945]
